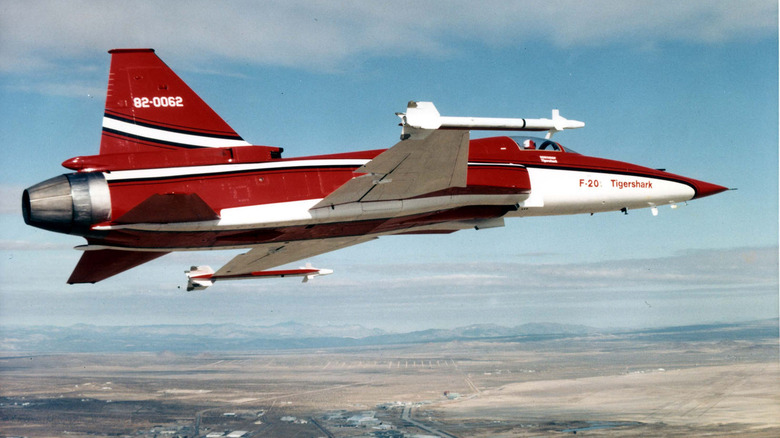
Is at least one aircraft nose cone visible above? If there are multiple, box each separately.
[692,180,729,199]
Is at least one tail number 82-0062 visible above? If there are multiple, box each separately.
[133,96,184,108]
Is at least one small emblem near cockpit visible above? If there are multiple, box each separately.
[540,156,558,163]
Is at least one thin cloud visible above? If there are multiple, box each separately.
[0,1,774,75]
[0,240,71,251]
[6,81,105,99]
[0,185,23,215]
[343,246,778,292]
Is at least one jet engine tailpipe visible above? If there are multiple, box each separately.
[22,173,111,235]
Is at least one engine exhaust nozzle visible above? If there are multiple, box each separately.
[22,173,111,235]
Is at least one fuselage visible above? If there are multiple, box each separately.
[23,135,726,252]
[20,48,730,286]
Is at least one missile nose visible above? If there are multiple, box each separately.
[692,180,729,199]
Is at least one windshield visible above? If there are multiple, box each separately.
[510,136,577,154]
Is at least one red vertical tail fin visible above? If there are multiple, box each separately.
[101,48,250,154]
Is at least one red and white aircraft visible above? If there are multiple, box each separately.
[22,49,728,290]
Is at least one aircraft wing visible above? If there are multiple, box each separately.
[312,130,469,208]
[214,236,376,277]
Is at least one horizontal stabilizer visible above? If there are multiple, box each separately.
[68,249,169,284]
[114,193,220,224]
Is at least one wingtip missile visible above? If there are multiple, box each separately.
[398,101,584,140]
[185,264,333,291]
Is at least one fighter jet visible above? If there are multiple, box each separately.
[22,49,728,290]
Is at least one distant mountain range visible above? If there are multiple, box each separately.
[0,319,775,353]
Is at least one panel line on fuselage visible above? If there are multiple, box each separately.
[103,158,371,183]
[87,200,523,251]
[102,160,530,183]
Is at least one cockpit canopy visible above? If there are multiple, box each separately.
[509,136,577,154]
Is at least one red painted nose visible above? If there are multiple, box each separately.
[692,180,729,199]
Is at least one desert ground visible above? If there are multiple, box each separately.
[1,324,778,437]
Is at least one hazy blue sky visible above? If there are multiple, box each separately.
[0,1,777,331]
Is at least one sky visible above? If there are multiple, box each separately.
[0,1,777,332]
